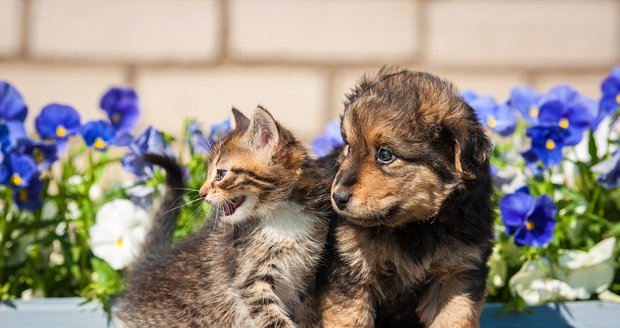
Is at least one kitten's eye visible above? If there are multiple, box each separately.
[342,144,351,156]
[215,169,228,181]
[376,148,396,164]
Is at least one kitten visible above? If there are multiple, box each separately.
[117,106,330,328]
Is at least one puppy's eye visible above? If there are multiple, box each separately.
[377,148,396,164]
[215,169,228,181]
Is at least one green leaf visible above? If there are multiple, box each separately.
[588,129,600,165]
[90,258,119,284]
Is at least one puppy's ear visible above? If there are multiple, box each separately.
[249,105,279,150]
[231,107,250,131]
[450,105,491,180]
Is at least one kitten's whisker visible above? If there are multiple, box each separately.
[171,187,199,192]
[184,201,207,230]
[166,190,195,212]
[163,197,203,216]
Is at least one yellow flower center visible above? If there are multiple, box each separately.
[33,148,44,164]
[545,139,556,150]
[19,189,28,202]
[487,117,497,128]
[117,238,123,247]
[56,126,67,137]
[529,107,539,118]
[112,113,121,124]
[11,174,23,186]
[616,93,620,104]
[526,221,535,231]
[559,118,570,129]
[93,137,107,150]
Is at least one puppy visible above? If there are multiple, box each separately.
[316,68,494,328]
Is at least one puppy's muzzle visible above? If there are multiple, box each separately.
[332,188,352,210]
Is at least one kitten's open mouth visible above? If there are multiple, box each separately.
[221,196,246,217]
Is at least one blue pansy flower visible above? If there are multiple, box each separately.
[526,126,569,167]
[81,120,116,151]
[13,177,43,211]
[543,85,597,127]
[0,81,28,146]
[537,97,592,146]
[592,151,620,189]
[597,66,620,127]
[466,94,517,136]
[509,85,543,125]
[543,85,598,122]
[14,139,59,171]
[0,161,8,185]
[208,118,231,146]
[100,87,140,133]
[312,119,344,157]
[125,185,156,210]
[0,123,10,154]
[122,126,175,179]
[187,118,232,155]
[35,104,81,140]
[187,121,211,155]
[4,152,37,187]
[500,191,557,247]
[461,89,478,104]
[521,149,544,177]
[0,81,28,121]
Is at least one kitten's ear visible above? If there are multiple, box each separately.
[231,107,250,131]
[250,105,279,150]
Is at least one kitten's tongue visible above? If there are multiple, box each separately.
[221,197,245,217]
[222,203,232,216]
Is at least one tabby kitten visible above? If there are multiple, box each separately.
[117,106,330,328]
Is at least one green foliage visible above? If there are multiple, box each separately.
[0,121,210,314]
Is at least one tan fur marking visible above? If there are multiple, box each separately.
[320,288,374,328]
[416,270,483,328]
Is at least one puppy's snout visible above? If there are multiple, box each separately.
[332,188,352,210]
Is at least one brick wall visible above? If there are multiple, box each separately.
[1,0,619,141]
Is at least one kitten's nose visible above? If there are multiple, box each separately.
[199,185,209,199]
[332,189,352,210]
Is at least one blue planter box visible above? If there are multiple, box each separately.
[1,298,619,327]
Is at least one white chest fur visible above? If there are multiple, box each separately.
[253,202,325,307]
[259,203,321,242]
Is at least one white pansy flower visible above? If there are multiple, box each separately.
[89,184,103,202]
[67,201,81,220]
[67,175,84,186]
[509,259,588,306]
[598,290,620,303]
[49,240,65,266]
[89,199,149,270]
[557,237,616,296]
[41,201,59,221]
[519,278,585,305]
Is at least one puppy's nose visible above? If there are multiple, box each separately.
[332,189,352,210]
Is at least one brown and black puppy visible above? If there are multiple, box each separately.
[316,68,494,328]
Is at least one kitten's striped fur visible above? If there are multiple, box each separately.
[117,107,330,327]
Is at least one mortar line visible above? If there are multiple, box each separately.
[415,0,428,64]
[217,0,230,64]
[18,0,32,58]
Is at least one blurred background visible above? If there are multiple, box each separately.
[0,0,618,141]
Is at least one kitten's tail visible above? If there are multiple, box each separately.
[136,154,185,264]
